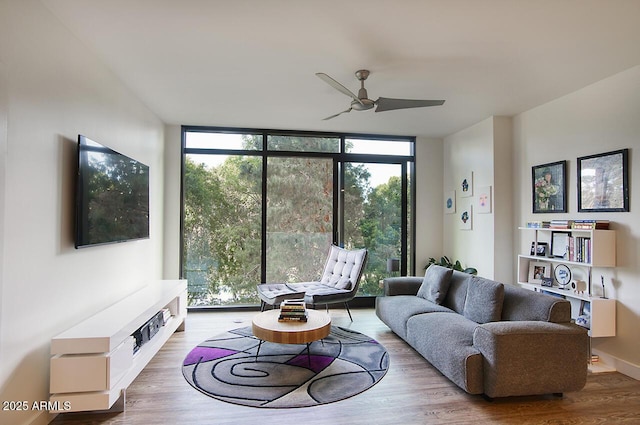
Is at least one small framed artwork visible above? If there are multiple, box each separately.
[444,190,456,214]
[577,149,629,212]
[460,172,473,198]
[532,160,567,213]
[528,261,552,284]
[476,186,492,214]
[530,241,548,256]
[459,201,472,230]
[551,232,570,258]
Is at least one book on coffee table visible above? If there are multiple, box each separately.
[279,299,307,322]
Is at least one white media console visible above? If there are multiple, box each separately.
[49,279,187,413]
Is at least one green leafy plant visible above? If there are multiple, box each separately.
[425,256,478,275]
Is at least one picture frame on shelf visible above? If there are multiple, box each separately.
[532,160,567,213]
[551,232,570,258]
[528,261,552,284]
[530,241,548,256]
[577,148,629,212]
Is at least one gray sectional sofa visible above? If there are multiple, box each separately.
[375,265,589,399]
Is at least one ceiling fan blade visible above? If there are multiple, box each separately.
[375,97,445,112]
[323,108,352,120]
[316,73,364,105]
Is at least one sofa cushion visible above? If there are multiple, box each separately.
[442,271,471,313]
[289,282,352,305]
[375,295,454,340]
[501,283,571,323]
[416,265,453,304]
[463,277,504,324]
[256,283,306,305]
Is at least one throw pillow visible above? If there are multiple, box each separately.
[463,277,505,324]
[416,265,453,304]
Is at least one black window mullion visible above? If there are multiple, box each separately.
[401,161,408,276]
[260,133,268,284]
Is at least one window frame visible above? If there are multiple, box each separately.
[180,126,416,307]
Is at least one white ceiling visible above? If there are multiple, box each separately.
[42,0,640,138]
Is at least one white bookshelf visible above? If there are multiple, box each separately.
[49,280,187,413]
[517,227,616,372]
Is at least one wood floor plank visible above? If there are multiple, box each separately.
[50,309,640,425]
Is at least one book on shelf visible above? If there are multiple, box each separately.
[571,220,610,230]
[549,219,573,229]
[525,220,610,230]
[526,221,550,228]
[567,236,591,263]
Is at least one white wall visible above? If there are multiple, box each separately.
[0,2,165,424]
[493,117,514,281]
[414,137,445,270]
[513,65,640,377]
[163,124,182,279]
[0,60,7,377]
[442,117,513,280]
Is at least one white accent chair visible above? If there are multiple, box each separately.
[256,245,368,321]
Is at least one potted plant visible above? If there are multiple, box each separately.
[425,256,477,275]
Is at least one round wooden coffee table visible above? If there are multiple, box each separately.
[252,309,331,363]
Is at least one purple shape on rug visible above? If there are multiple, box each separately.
[183,346,238,366]
[286,354,334,373]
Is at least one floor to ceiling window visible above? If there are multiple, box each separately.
[181,127,415,307]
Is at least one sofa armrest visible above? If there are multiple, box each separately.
[473,321,589,398]
[382,276,423,296]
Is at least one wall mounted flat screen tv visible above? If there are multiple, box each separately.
[75,135,149,248]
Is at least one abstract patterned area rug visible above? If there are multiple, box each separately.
[182,326,389,408]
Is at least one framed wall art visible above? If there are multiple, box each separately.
[459,172,473,198]
[577,149,629,212]
[459,201,472,230]
[476,185,492,214]
[532,160,567,213]
[444,190,456,214]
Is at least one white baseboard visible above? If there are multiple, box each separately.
[592,348,640,380]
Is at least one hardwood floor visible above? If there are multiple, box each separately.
[50,308,640,425]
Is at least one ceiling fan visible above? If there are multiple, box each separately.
[316,69,445,120]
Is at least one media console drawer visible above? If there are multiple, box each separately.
[50,337,133,393]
